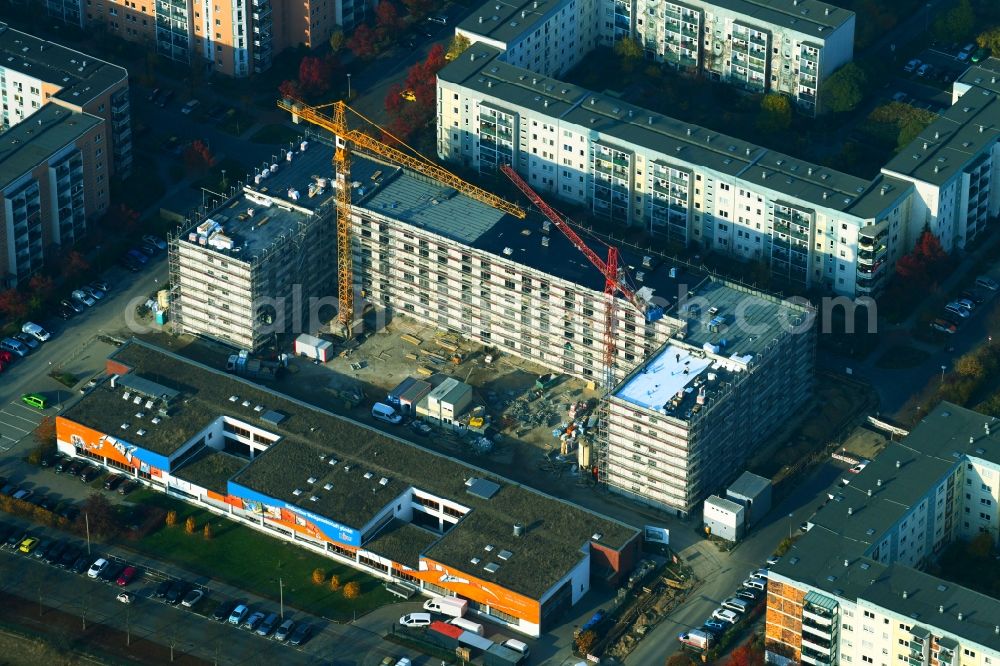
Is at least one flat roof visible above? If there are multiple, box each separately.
[0,105,102,190]
[615,344,714,411]
[82,341,638,599]
[0,22,127,107]
[773,403,1000,651]
[954,57,1000,95]
[172,448,248,495]
[882,89,1000,186]
[708,0,853,38]
[364,519,441,567]
[440,44,900,221]
[705,495,744,513]
[727,471,770,498]
[458,0,570,46]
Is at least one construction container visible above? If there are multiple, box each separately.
[484,643,524,666]
[424,621,462,651]
[578,441,591,468]
[294,334,333,362]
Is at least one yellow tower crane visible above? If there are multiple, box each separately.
[277,98,526,336]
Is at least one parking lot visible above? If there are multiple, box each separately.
[0,399,47,451]
[890,42,990,110]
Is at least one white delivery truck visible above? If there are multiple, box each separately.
[678,629,713,650]
[294,333,333,363]
[423,596,467,618]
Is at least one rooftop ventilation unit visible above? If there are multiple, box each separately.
[121,423,129,430]
[310,496,319,502]
[254,405,264,412]
[379,478,389,486]
[364,472,373,479]
[328,458,339,466]
[498,550,513,560]
[242,400,251,407]
[484,544,495,552]
[323,482,333,490]
[137,429,147,437]
[229,395,239,402]
[484,563,500,574]
[307,476,317,484]
[470,557,481,565]
[292,489,303,496]
[151,417,161,425]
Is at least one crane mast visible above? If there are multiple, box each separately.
[279,98,526,336]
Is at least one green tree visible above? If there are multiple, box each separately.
[614,37,643,71]
[822,62,867,114]
[968,532,994,559]
[865,102,937,150]
[933,0,975,43]
[447,34,470,61]
[757,93,791,133]
[977,26,1000,53]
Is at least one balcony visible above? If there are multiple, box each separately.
[802,608,834,627]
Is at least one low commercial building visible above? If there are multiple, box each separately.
[56,340,642,637]
[726,470,771,527]
[388,377,433,415]
[703,495,745,542]
[765,402,1000,665]
[421,377,473,426]
[0,23,132,177]
[1,105,108,287]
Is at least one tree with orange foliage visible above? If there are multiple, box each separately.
[0,289,28,321]
[64,250,90,279]
[347,24,377,59]
[183,139,215,171]
[343,581,361,599]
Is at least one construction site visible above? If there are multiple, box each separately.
[165,98,818,518]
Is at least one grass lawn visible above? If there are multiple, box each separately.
[217,108,255,137]
[190,158,247,193]
[250,123,302,145]
[125,490,396,621]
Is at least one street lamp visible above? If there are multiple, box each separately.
[221,169,227,190]
[940,364,947,382]
[347,73,352,100]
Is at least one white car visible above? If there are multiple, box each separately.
[399,613,432,627]
[975,276,998,291]
[180,99,200,114]
[945,302,971,318]
[916,63,932,77]
[143,235,167,250]
[87,558,109,579]
[71,289,96,307]
[957,43,975,61]
[21,322,51,342]
[766,555,781,567]
[712,608,741,625]
[181,588,204,607]
[116,592,134,604]
[903,58,921,73]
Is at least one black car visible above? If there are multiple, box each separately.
[54,457,72,473]
[211,599,236,622]
[58,545,80,568]
[31,539,50,559]
[56,305,76,319]
[71,556,90,574]
[101,562,125,583]
[166,580,191,604]
[287,623,312,646]
[138,242,158,256]
[103,474,125,491]
[80,465,104,483]
[0,524,13,545]
[154,579,173,599]
[65,460,85,476]
[960,289,986,305]
[119,256,141,272]
[44,540,66,564]
[60,298,84,314]
[59,504,80,521]
[40,452,64,468]
[158,90,174,108]
[4,530,25,549]
[118,480,139,496]
[38,497,57,512]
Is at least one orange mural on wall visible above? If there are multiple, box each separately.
[56,417,166,477]
[412,557,541,625]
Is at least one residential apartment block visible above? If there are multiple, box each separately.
[455,0,600,78]
[618,0,854,114]
[175,130,816,513]
[169,139,337,350]
[0,105,109,287]
[0,23,132,177]
[766,402,1000,666]
[35,0,369,76]
[457,0,854,114]
[437,44,1000,296]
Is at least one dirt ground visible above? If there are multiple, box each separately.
[838,428,888,461]
[0,592,207,666]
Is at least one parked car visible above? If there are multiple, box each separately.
[91,280,110,292]
[849,460,870,474]
[71,289,96,307]
[18,537,39,554]
[65,460,85,476]
[410,421,432,436]
[118,479,139,495]
[228,604,249,625]
[157,89,174,108]
[957,43,975,61]
[117,566,138,586]
[181,99,200,115]
[287,623,312,646]
[972,47,990,63]
[154,580,173,599]
[116,592,134,604]
[61,298,84,314]
[712,608,741,625]
[181,588,205,608]
[100,562,124,582]
[242,611,266,631]
[917,63,932,77]
[119,256,141,272]
[87,558,110,579]
[4,530,26,549]
[212,600,236,622]
[104,474,125,491]
[21,322,51,342]
[80,465,104,483]
[127,249,150,265]
[1,338,29,357]
[137,242,158,257]
[274,619,295,642]
[143,235,167,250]
[976,275,998,291]
[71,556,90,574]
[58,546,80,568]
[255,612,279,637]
[702,619,727,633]
[41,452,65,468]
[956,298,977,311]
[44,540,67,564]
[148,87,161,102]
[945,302,971,318]
[12,488,34,501]
[736,589,760,602]
[12,333,38,350]
[166,581,191,605]
[960,289,986,305]
[83,284,105,300]
[903,58,921,73]
[399,613,432,627]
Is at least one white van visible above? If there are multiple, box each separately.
[502,638,530,657]
[743,577,767,591]
[372,402,403,424]
[399,613,432,627]
[448,617,484,636]
[722,597,751,614]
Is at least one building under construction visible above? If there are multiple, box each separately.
[170,131,815,513]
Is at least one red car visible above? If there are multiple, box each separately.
[116,565,138,586]
[0,349,13,364]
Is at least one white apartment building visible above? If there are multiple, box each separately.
[437,43,916,296]
[766,403,1000,666]
[169,140,337,350]
[437,44,1000,296]
[455,0,600,78]
[618,0,855,114]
